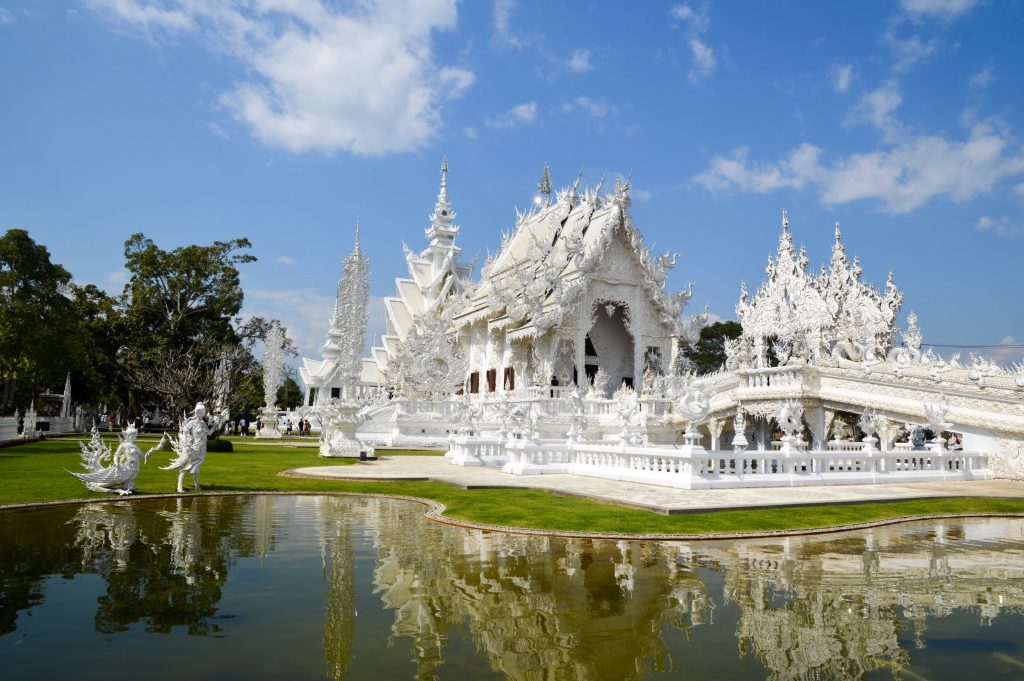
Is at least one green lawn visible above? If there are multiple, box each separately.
[2,437,1021,536]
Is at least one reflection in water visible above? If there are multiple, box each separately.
[0,496,1021,680]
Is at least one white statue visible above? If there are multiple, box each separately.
[773,399,804,454]
[78,425,112,472]
[858,408,883,453]
[162,402,228,492]
[923,395,951,452]
[677,386,710,446]
[69,426,162,495]
[566,388,588,442]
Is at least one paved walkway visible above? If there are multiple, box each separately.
[286,455,1024,514]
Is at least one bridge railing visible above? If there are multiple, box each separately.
[448,435,991,488]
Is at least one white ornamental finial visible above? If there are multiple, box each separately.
[782,209,789,230]
[834,221,842,242]
[354,216,361,250]
[538,161,552,198]
[428,154,457,236]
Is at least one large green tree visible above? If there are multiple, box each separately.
[120,234,258,416]
[683,320,743,375]
[0,229,80,408]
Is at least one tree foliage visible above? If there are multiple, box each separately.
[682,320,743,375]
[120,234,258,415]
[0,229,80,407]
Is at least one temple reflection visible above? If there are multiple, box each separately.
[1,497,1021,680]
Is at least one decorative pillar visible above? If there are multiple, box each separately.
[810,404,826,450]
[708,418,724,451]
[731,407,748,452]
[758,417,770,452]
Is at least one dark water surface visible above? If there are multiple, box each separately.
[1,495,1021,680]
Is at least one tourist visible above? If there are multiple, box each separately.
[256,417,263,432]
[286,419,293,437]
[239,417,247,437]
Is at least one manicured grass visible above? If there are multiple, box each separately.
[2,437,1021,535]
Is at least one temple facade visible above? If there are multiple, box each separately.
[298,157,1024,482]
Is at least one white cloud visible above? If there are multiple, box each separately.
[831,62,853,94]
[884,27,940,73]
[696,122,1024,214]
[493,0,536,49]
[485,101,537,128]
[968,66,994,89]
[464,126,478,139]
[0,8,13,25]
[976,215,1024,237]
[669,4,716,82]
[106,268,128,287]
[845,79,903,140]
[87,0,192,33]
[695,143,824,194]
[276,255,297,267]
[631,188,652,202]
[1013,182,1024,199]
[88,0,472,157]
[669,4,709,32]
[561,96,616,119]
[900,0,981,20]
[567,48,591,73]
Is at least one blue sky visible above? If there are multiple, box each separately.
[1,0,1022,366]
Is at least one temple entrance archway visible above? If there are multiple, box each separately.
[586,302,635,396]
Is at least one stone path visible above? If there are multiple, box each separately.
[286,455,1024,514]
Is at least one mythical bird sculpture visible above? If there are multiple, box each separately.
[69,426,162,495]
[162,402,228,493]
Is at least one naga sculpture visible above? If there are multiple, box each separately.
[162,402,228,493]
[69,425,163,495]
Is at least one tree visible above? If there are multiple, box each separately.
[683,321,743,375]
[0,229,80,409]
[68,284,125,408]
[120,234,257,415]
[121,234,256,348]
[277,374,303,410]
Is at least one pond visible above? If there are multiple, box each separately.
[1,495,1021,680]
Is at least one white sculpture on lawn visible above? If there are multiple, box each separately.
[257,319,287,439]
[69,425,163,495]
[162,401,229,492]
[316,225,375,458]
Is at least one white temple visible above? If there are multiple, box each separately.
[299,158,1024,482]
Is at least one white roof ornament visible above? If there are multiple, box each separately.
[538,162,552,203]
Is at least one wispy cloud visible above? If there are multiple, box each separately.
[485,101,538,128]
[464,126,478,139]
[492,0,537,49]
[669,4,716,82]
[276,255,297,267]
[976,215,1024,237]
[900,0,982,21]
[0,8,13,25]
[830,62,853,94]
[567,48,591,73]
[968,66,995,89]
[560,96,616,119]
[87,0,473,157]
[845,79,903,140]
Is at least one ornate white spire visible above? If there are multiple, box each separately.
[427,155,457,239]
[538,162,552,201]
[330,224,371,395]
[262,320,286,409]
